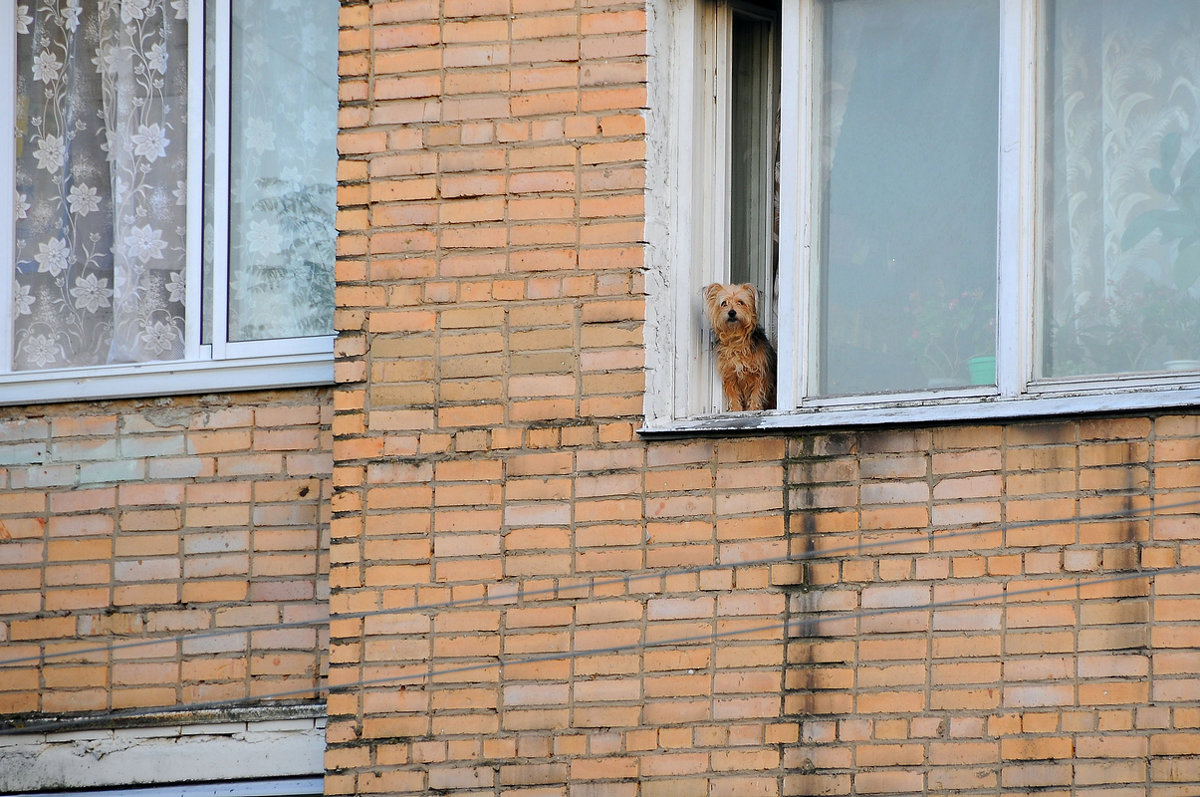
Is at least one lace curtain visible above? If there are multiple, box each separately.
[1045,0,1200,375]
[14,0,188,371]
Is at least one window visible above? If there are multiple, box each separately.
[1,0,337,404]
[645,0,1200,431]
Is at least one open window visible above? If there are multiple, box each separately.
[645,0,1200,432]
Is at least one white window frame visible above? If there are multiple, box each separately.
[644,0,1200,434]
[0,0,335,407]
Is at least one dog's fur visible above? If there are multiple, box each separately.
[703,282,777,412]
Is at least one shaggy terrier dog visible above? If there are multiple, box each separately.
[703,282,777,412]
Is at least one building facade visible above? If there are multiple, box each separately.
[3,1,1200,795]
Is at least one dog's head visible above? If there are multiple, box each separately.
[703,282,759,340]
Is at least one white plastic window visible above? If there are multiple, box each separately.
[1,0,337,405]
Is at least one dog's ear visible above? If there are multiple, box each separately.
[703,283,723,303]
[739,283,758,310]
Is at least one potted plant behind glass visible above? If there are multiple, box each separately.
[906,280,996,387]
[1049,270,1196,376]
[1158,288,1200,370]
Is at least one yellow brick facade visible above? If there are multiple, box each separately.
[2,1,1200,795]
[0,391,332,719]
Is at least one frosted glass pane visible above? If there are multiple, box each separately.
[813,0,1000,396]
[1040,0,1200,378]
[227,0,338,342]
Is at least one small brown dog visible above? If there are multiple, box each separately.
[703,282,777,411]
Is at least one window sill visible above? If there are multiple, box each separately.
[639,382,1200,437]
[0,347,334,407]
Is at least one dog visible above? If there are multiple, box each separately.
[703,282,777,412]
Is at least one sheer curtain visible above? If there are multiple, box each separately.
[1043,0,1200,376]
[14,0,187,371]
[222,0,338,343]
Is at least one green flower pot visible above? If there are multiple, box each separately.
[967,355,995,385]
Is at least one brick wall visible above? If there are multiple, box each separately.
[6,1,1197,795]
[0,389,332,721]
[332,1,1200,795]
[782,419,1200,795]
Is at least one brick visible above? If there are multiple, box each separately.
[10,616,76,640]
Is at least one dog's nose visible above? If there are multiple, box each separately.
[727,309,737,319]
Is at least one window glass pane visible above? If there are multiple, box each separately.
[227,0,338,342]
[1041,0,1200,378]
[813,0,1000,396]
[203,0,216,347]
[13,1,188,370]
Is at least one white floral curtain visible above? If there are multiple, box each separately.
[14,0,188,370]
[1045,0,1200,375]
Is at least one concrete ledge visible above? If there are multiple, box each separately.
[0,705,325,793]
